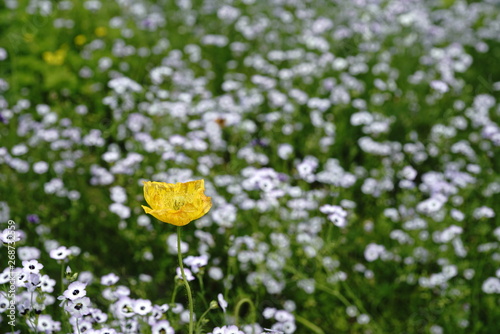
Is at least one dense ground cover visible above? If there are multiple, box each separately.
[1,0,500,333]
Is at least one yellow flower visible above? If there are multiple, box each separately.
[95,27,108,37]
[42,48,67,66]
[142,180,212,226]
[74,35,87,46]
[23,33,35,42]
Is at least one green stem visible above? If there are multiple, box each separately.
[30,291,38,334]
[234,297,256,330]
[177,226,194,334]
[60,263,65,295]
[170,283,180,305]
[195,305,214,333]
[198,273,205,296]
[295,314,325,334]
[60,263,70,333]
[35,312,39,334]
[316,283,351,307]
[76,318,81,334]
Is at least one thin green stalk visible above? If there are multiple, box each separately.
[316,283,351,307]
[195,303,216,333]
[177,226,194,334]
[59,263,70,333]
[60,263,65,295]
[30,291,38,334]
[198,273,205,296]
[76,318,81,334]
[170,283,180,305]
[295,314,325,334]
[234,297,256,331]
[35,311,39,334]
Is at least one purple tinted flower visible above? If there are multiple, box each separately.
[27,214,40,224]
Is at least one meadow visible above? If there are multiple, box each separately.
[1,0,500,333]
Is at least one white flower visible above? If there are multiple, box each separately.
[0,268,10,284]
[320,205,348,227]
[25,273,41,292]
[171,303,184,314]
[482,277,500,294]
[357,314,370,324]
[1,228,20,244]
[49,246,71,260]
[63,281,87,300]
[101,273,119,286]
[167,234,188,254]
[91,308,108,323]
[37,314,55,332]
[210,325,244,334]
[364,243,385,262]
[133,299,152,315]
[176,267,195,281]
[18,246,41,261]
[208,267,223,281]
[65,297,91,318]
[282,321,296,333]
[151,320,175,334]
[275,310,294,323]
[263,307,277,319]
[184,254,209,273]
[40,274,56,293]
[22,259,44,274]
[218,293,228,313]
[114,297,135,318]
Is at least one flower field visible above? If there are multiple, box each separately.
[1,0,500,333]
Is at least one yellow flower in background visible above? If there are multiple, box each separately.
[95,26,108,37]
[142,180,212,226]
[23,33,35,42]
[42,47,68,65]
[74,34,87,46]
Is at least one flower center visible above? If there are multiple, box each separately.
[171,196,185,210]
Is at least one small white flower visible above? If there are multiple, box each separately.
[36,314,54,332]
[91,308,108,323]
[49,246,71,260]
[1,228,20,244]
[176,267,195,281]
[65,297,91,318]
[25,273,41,292]
[217,293,228,313]
[171,303,184,314]
[133,298,152,315]
[263,307,277,319]
[63,281,87,300]
[17,246,41,261]
[101,273,119,286]
[40,274,56,293]
[22,259,44,274]
[184,254,209,273]
[209,325,244,334]
[115,297,135,318]
[151,320,175,334]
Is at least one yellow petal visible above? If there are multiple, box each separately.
[142,179,212,226]
[143,181,175,210]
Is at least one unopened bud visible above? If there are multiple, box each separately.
[209,300,219,310]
